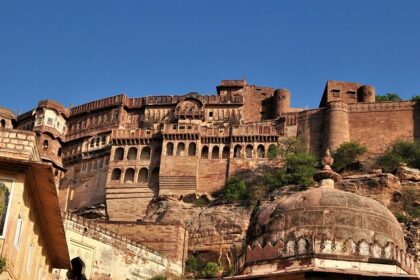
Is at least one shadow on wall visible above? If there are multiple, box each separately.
[413,102,420,140]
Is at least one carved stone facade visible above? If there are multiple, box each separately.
[13,79,420,224]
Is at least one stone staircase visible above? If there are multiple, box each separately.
[159,176,197,195]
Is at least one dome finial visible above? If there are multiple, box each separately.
[313,149,341,183]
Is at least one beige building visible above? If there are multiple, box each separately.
[0,108,70,279]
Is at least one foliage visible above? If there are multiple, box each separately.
[218,138,316,203]
[394,212,412,224]
[332,142,367,172]
[185,256,222,278]
[201,262,222,278]
[0,183,6,216]
[376,140,420,173]
[267,144,278,160]
[402,187,420,219]
[410,95,420,101]
[376,93,402,101]
[0,257,6,274]
[194,196,210,207]
[221,177,248,202]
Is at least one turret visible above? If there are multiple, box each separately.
[358,85,376,103]
[272,89,290,118]
[323,101,350,151]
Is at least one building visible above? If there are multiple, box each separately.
[0,107,70,279]
[232,151,420,279]
[13,79,420,223]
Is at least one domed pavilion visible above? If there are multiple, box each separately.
[232,151,420,279]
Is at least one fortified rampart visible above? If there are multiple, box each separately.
[10,79,420,225]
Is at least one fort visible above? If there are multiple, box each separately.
[1,79,420,278]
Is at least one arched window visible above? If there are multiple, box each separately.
[95,137,100,147]
[127,147,137,160]
[234,145,242,158]
[114,147,124,161]
[257,145,265,158]
[201,146,209,159]
[188,143,196,156]
[166,142,174,156]
[138,168,148,183]
[246,145,253,158]
[43,140,49,150]
[111,168,121,181]
[140,147,151,160]
[222,146,230,159]
[90,139,95,148]
[212,146,219,159]
[124,168,135,183]
[69,257,86,279]
[0,119,5,128]
[58,148,62,157]
[176,142,185,156]
[101,136,106,145]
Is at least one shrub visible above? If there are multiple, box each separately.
[376,140,420,172]
[221,178,248,202]
[332,142,367,172]
[201,262,222,278]
[410,95,420,101]
[0,257,5,274]
[267,144,278,160]
[280,151,317,186]
[376,93,402,101]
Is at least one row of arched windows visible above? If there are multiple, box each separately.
[110,167,159,184]
[165,142,275,159]
[113,146,161,161]
[166,142,196,156]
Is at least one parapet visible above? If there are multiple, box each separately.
[38,99,70,118]
[0,128,40,161]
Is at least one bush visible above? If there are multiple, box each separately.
[376,140,420,172]
[332,142,367,172]
[0,257,5,274]
[185,256,222,278]
[201,262,222,278]
[267,144,278,160]
[410,95,420,101]
[280,151,317,186]
[376,93,402,101]
[221,178,248,202]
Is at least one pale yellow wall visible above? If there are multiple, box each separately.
[0,171,53,280]
[57,222,182,280]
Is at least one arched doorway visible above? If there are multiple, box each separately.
[67,257,87,280]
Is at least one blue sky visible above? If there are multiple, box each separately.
[1,0,419,114]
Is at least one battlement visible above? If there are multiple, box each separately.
[70,94,127,116]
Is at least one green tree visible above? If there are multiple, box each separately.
[376,140,420,172]
[410,95,420,101]
[332,142,367,172]
[376,93,402,101]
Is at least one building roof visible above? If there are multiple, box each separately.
[0,157,70,269]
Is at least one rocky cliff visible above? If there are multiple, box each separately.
[141,168,420,272]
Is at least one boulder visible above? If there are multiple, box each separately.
[397,165,420,182]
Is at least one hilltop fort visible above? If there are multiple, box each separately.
[1,79,420,279]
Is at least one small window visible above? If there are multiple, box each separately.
[173,125,177,129]
[26,244,33,272]
[347,91,356,99]
[42,140,49,150]
[332,90,340,98]
[47,118,53,125]
[208,112,213,117]
[14,215,23,249]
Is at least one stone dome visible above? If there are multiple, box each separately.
[248,183,406,250]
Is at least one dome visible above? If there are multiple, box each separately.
[248,184,405,250]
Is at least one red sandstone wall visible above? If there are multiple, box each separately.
[348,108,415,153]
[197,159,227,193]
[99,223,187,263]
[242,87,274,122]
[296,109,325,155]
[160,155,198,194]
